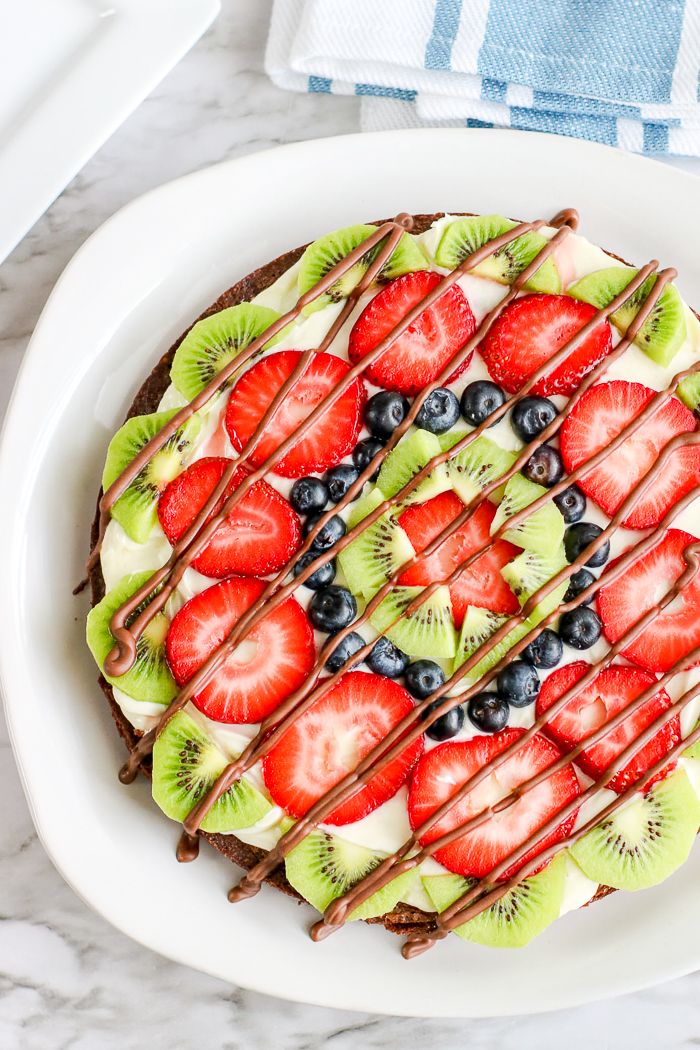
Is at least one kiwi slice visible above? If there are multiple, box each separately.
[446,436,516,504]
[86,571,178,704]
[437,425,472,453]
[152,710,271,833]
[338,511,415,600]
[677,372,700,414]
[298,224,428,315]
[453,604,530,681]
[370,584,457,658]
[347,486,384,530]
[170,303,284,401]
[422,853,566,948]
[491,474,565,556]
[568,268,686,367]
[500,545,569,624]
[569,769,700,891]
[434,215,560,294]
[285,827,418,919]
[102,410,202,544]
[377,430,450,505]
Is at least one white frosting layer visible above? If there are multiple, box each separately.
[99,216,700,919]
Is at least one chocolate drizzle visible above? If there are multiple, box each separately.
[91,206,700,955]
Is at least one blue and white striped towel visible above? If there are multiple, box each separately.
[266,0,700,155]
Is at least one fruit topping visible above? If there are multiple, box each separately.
[563,567,596,604]
[325,463,360,502]
[536,662,679,794]
[497,661,540,708]
[352,437,384,478]
[564,521,610,568]
[407,729,580,878]
[404,659,446,699]
[415,388,461,434]
[225,350,366,478]
[293,550,336,590]
[308,585,357,633]
[262,671,423,824]
[366,636,410,679]
[434,215,560,293]
[521,628,563,669]
[522,444,565,488]
[157,457,302,578]
[467,692,510,733]
[370,585,457,659]
[165,576,315,724]
[552,483,587,523]
[491,473,565,556]
[102,410,201,544]
[444,436,516,505]
[460,380,507,428]
[348,271,476,396]
[364,390,410,440]
[559,381,700,528]
[424,700,465,741]
[376,429,448,504]
[453,606,530,683]
[479,293,613,397]
[324,631,366,673]
[558,607,603,650]
[304,511,346,551]
[597,528,700,673]
[290,476,329,515]
[510,395,558,442]
[337,508,414,600]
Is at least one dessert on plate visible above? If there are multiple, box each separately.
[85,209,700,956]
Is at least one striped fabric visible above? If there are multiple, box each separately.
[266,0,700,155]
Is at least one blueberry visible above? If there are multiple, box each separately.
[521,629,563,669]
[308,585,357,633]
[363,391,409,440]
[460,381,507,428]
[558,607,603,650]
[366,636,410,678]
[352,438,385,479]
[467,692,510,733]
[415,388,460,434]
[424,699,464,741]
[496,661,540,708]
[290,476,329,515]
[564,567,596,605]
[404,660,445,700]
[304,511,346,551]
[510,396,558,442]
[564,522,610,568]
[325,464,360,503]
[553,484,587,524]
[293,550,336,590]
[522,445,564,488]
[324,631,365,673]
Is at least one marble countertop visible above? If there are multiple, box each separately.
[4,2,700,1045]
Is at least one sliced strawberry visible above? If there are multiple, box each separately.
[597,528,700,673]
[157,457,301,578]
[479,293,612,397]
[408,729,580,879]
[166,576,315,724]
[225,350,366,478]
[262,671,423,825]
[347,271,476,396]
[559,381,700,528]
[398,492,520,623]
[536,662,679,793]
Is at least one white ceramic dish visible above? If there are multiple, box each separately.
[0,0,220,265]
[2,129,700,1017]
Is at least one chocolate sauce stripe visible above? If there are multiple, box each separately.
[179,267,675,833]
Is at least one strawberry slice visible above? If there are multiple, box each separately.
[597,528,700,673]
[408,729,580,879]
[225,350,366,477]
[166,576,315,724]
[347,271,476,396]
[536,662,679,794]
[262,671,423,825]
[158,457,301,578]
[479,293,612,396]
[398,492,520,623]
[559,381,700,528]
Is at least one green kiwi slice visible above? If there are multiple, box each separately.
[445,435,516,504]
[152,710,271,833]
[170,303,285,401]
[491,474,565,556]
[102,409,202,544]
[569,769,700,891]
[86,571,178,704]
[370,584,456,658]
[437,425,472,453]
[376,429,450,505]
[677,372,700,414]
[434,215,560,294]
[568,268,687,367]
[298,224,429,315]
[500,545,569,623]
[285,827,418,919]
[422,853,567,948]
[337,511,415,600]
[347,486,384,530]
[453,605,530,682]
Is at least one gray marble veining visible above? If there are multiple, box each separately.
[4,1,700,1046]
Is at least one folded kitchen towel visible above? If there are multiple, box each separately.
[266,0,700,155]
